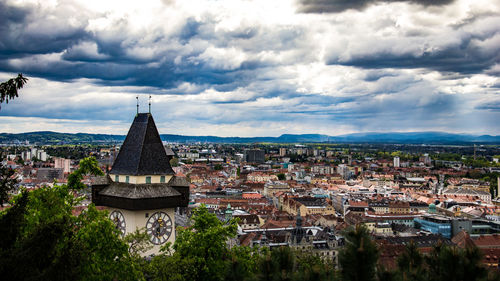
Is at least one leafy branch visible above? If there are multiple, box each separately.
[0,74,28,109]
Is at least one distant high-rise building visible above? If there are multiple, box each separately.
[31,148,37,158]
[419,154,431,165]
[38,151,47,161]
[497,176,500,198]
[54,157,71,173]
[244,149,265,163]
[393,156,400,168]
[279,148,287,157]
[21,151,31,161]
[337,164,352,180]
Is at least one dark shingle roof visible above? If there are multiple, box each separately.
[110,113,174,176]
[168,176,190,187]
[91,175,111,186]
[99,182,181,199]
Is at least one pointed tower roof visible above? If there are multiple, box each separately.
[110,113,174,176]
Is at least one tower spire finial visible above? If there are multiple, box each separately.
[136,95,139,115]
[149,95,152,113]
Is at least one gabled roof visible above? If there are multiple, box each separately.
[110,113,174,175]
[452,230,476,249]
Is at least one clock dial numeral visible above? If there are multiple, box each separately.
[146,211,173,245]
[109,210,126,237]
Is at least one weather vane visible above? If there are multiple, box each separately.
[136,95,139,115]
[149,95,152,113]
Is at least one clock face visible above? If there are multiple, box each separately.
[109,210,126,237]
[146,211,173,245]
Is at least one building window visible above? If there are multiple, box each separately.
[160,176,165,183]
[115,175,119,182]
[146,176,151,184]
[125,176,129,183]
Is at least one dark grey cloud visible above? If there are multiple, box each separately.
[327,32,500,74]
[476,101,500,112]
[0,2,29,25]
[178,18,202,44]
[297,0,455,13]
[0,2,90,58]
[0,1,306,94]
[363,70,398,82]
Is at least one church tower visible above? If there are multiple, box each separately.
[92,113,189,255]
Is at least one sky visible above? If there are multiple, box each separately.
[0,0,499,137]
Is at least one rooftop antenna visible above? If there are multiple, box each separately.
[149,95,152,113]
[136,95,139,116]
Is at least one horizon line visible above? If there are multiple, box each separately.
[1,130,499,138]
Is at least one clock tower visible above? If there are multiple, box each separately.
[92,113,189,255]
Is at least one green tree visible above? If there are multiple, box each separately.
[0,158,144,281]
[425,243,487,281]
[254,246,337,281]
[67,156,104,189]
[277,173,286,181]
[148,204,238,281]
[225,246,264,281]
[396,241,425,281]
[0,185,144,281]
[255,246,295,281]
[0,74,28,109]
[147,251,193,281]
[1,213,83,281]
[174,204,237,281]
[0,190,29,251]
[0,163,18,206]
[76,205,144,281]
[293,251,337,281]
[339,224,378,281]
[124,228,153,257]
[170,158,179,167]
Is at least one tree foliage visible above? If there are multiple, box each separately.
[170,204,238,281]
[0,159,143,281]
[170,157,180,167]
[339,224,379,281]
[379,241,493,281]
[0,74,28,108]
[75,205,143,281]
[67,156,104,189]
[124,227,154,257]
[225,245,264,281]
[425,243,487,281]
[0,163,19,206]
[249,246,336,281]
[395,241,426,281]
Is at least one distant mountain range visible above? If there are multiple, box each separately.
[1,131,499,144]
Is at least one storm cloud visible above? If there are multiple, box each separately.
[297,0,456,13]
[0,0,498,136]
